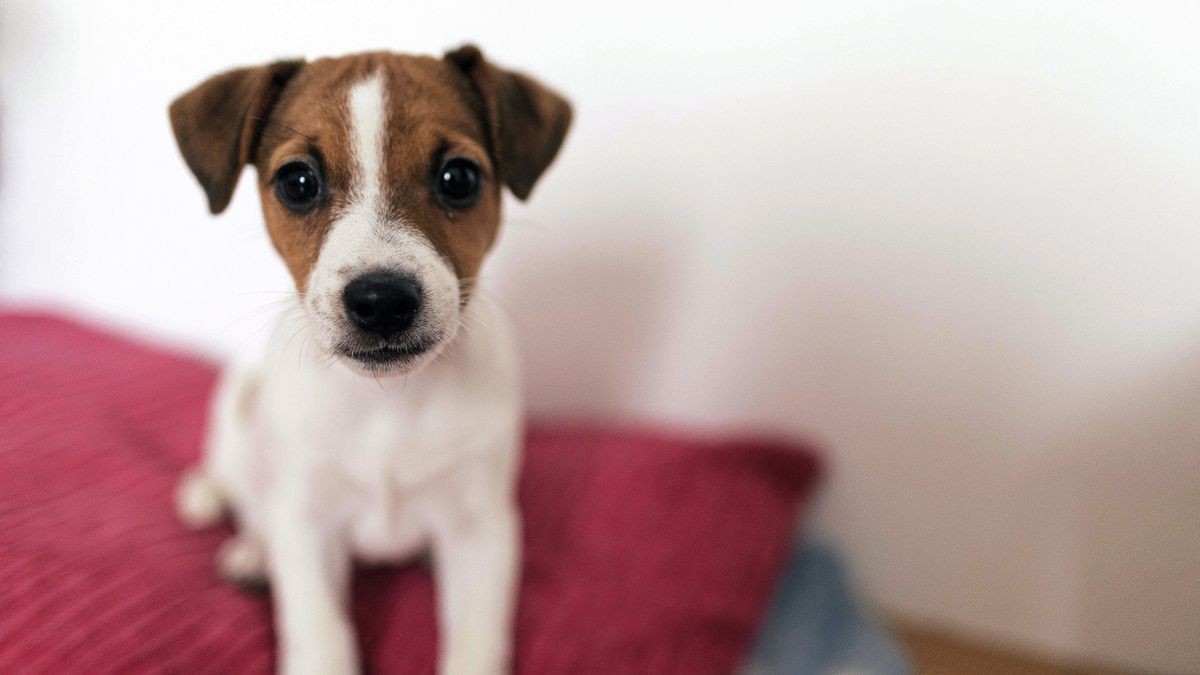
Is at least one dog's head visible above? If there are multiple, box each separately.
[169,47,571,374]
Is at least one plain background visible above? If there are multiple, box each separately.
[2,2,1198,672]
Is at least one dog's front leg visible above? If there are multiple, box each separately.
[268,512,358,675]
[432,503,520,675]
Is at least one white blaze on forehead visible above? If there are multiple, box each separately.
[347,71,387,219]
[303,70,461,354]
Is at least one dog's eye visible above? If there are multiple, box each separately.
[274,161,321,212]
[434,157,482,210]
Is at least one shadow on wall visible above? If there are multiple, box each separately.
[0,4,24,286]
[0,15,5,283]
[0,100,7,291]
[1040,343,1200,673]
[494,211,682,421]
[0,2,56,293]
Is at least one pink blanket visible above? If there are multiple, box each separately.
[0,313,821,674]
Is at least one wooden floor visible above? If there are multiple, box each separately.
[893,624,1140,675]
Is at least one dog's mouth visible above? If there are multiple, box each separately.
[335,340,436,368]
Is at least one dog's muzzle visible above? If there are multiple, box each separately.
[342,271,422,337]
[337,271,437,367]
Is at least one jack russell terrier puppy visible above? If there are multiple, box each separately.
[168,46,571,675]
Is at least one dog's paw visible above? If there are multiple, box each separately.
[175,469,226,529]
[217,535,269,591]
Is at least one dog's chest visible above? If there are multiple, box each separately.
[312,415,435,561]
[244,300,521,562]
[256,362,466,559]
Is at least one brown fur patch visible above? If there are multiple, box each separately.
[254,53,499,292]
[171,47,571,296]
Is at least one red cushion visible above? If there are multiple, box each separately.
[0,312,821,674]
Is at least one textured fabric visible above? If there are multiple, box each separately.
[0,312,822,674]
[747,543,910,674]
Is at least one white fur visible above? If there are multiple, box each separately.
[180,72,522,675]
[176,468,225,528]
[304,73,461,364]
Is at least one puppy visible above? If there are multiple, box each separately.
[168,46,571,675]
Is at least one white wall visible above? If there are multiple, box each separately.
[2,2,1198,672]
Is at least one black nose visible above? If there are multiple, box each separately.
[342,272,422,337]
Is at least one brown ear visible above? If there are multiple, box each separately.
[169,60,304,214]
[445,45,572,201]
